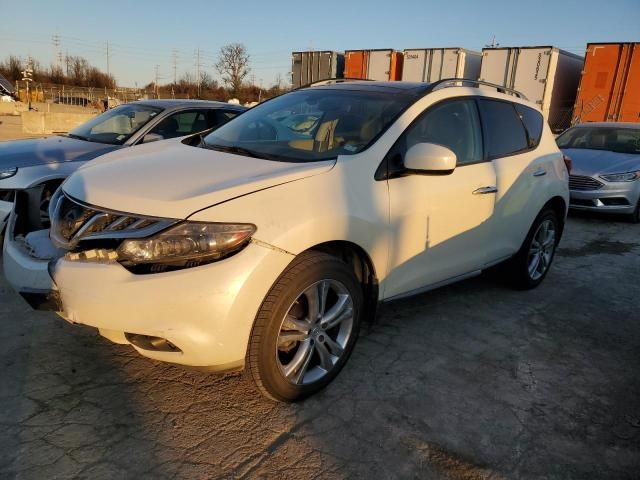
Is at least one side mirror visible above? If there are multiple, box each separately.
[142,133,164,144]
[404,142,456,175]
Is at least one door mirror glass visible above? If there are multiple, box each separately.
[142,132,164,144]
[404,142,457,174]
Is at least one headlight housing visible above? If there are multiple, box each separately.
[0,167,17,180]
[599,171,640,182]
[117,222,256,268]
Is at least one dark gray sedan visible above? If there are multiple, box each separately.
[0,100,246,234]
[558,122,640,222]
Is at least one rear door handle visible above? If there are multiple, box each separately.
[533,169,547,177]
[472,186,498,195]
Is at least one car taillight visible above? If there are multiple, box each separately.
[562,154,572,174]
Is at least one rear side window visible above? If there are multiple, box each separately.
[515,104,544,148]
[478,99,529,158]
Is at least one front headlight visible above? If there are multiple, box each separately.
[117,222,256,267]
[0,167,17,179]
[599,171,640,182]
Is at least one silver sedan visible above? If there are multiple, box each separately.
[558,122,640,222]
[0,100,246,238]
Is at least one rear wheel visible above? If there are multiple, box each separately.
[246,251,362,402]
[505,208,560,289]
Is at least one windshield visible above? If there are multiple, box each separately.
[203,89,414,162]
[557,126,640,155]
[68,104,163,145]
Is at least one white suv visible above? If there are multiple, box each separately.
[4,79,569,401]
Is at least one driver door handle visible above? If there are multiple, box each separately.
[473,186,498,195]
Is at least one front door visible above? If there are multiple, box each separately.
[383,98,497,299]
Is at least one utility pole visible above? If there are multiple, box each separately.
[21,58,34,110]
[485,36,500,49]
[172,48,178,85]
[52,33,62,68]
[154,64,160,98]
[194,48,202,98]
[106,41,113,86]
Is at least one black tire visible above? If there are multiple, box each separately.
[246,251,363,402]
[504,208,560,290]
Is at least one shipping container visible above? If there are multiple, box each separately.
[402,48,481,82]
[572,43,640,124]
[291,51,344,88]
[344,49,403,81]
[480,46,583,132]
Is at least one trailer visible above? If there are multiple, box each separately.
[291,51,344,88]
[572,43,640,124]
[344,49,403,81]
[402,48,481,82]
[480,46,583,132]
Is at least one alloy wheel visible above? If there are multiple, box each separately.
[276,279,354,385]
[527,219,556,281]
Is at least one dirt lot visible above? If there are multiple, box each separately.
[1,214,639,479]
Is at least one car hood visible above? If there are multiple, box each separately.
[562,148,640,176]
[63,141,336,219]
[0,135,122,169]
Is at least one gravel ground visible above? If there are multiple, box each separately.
[1,214,639,479]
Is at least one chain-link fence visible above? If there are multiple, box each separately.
[14,81,145,108]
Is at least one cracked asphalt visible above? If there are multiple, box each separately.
[1,214,639,479]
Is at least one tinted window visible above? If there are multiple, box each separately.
[68,104,162,145]
[515,104,544,148]
[150,110,209,139]
[403,99,483,165]
[478,100,529,158]
[203,89,414,162]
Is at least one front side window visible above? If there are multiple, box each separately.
[68,104,162,145]
[203,89,414,162]
[557,127,640,155]
[150,110,210,140]
[478,99,529,158]
[401,99,483,166]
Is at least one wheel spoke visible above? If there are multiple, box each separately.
[528,253,541,277]
[282,314,311,334]
[321,294,351,328]
[323,335,344,357]
[304,281,328,323]
[284,340,313,383]
[315,341,334,371]
[277,331,308,346]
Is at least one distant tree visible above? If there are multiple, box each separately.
[0,55,23,82]
[215,43,250,98]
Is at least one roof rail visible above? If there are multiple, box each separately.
[297,77,374,89]
[427,78,528,100]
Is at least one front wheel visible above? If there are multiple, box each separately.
[246,251,363,402]
[505,208,560,290]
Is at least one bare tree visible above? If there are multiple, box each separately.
[215,43,250,97]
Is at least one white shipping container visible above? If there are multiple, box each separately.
[402,48,481,82]
[480,46,583,131]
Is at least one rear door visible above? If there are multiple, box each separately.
[384,98,497,299]
[512,47,552,106]
[478,99,548,263]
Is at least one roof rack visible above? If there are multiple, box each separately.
[427,78,528,100]
[298,77,374,89]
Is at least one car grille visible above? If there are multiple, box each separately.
[49,191,176,250]
[569,175,604,191]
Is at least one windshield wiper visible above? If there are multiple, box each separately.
[64,133,94,142]
[205,144,274,160]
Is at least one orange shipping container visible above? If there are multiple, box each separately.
[344,49,403,81]
[572,43,640,124]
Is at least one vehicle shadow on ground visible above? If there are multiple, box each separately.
[4,251,639,480]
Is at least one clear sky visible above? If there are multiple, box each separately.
[0,0,638,87]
